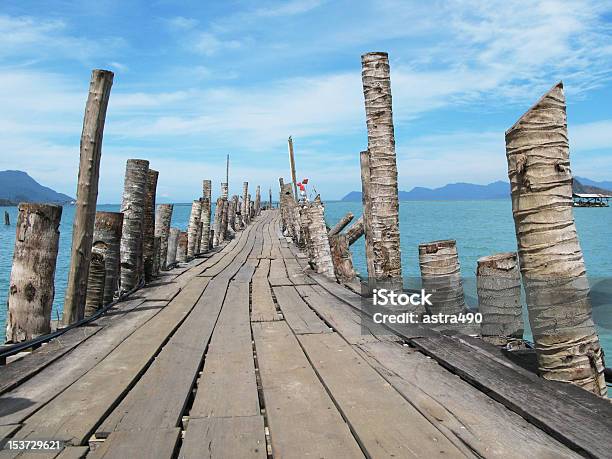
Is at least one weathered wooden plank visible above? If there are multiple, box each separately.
[0,300,167,426]
[268,259,290,286]
[0,423,19,438]
[272,286,330,335]
[89,428,180,459]
[282,258,315,285]
[356,340,581,459]
[180,416,266,459]
[233,258,257,283]
[298,332,466,458]
[11,277,210,445]
[189,281,259,418]
[53,446,89,459]
[252,321,363,458]
[251,260,279,322]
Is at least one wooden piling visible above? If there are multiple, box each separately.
[154,204,173,270]
[360,151,376,290]
[361,53,402,289]
[119,159,149,292]
[248,194,253,220]
[187,200,202,258]
[269,188,273,210]
[418,240,466,317]
[212,197,224,248]
[242,182,249,226]
[143,169,158,283]
[345,216,364,245]
[220,199,229,242]
[200,180,212,253]
[152,236,161,277]
[63,69,114,325]
[255,186,261,216]
[305,196,336,279]
[4,211,9,225]
[328,212,354,238]
[227,196,237,232]
[6,203,62,342]
[84,251,106,317]
[166,228,180,267]
[280,184,296,238]
[330,216,364,283]
[177,231,188,263]
[92,211,123,305]
[505,82,606,395]
[477,253,523,339]
[288,136,298,199]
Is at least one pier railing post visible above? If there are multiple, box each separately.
[6,203,62,342]
[154,204,173,270]
[361,52,402,290]
[187,200,202,258]
[200,180,212,252]
[166,228,180,267]
[505,82,606,395]
[63,69,113,325]
[119,159,149,292]
[143,169,158,282]
[92,211,123,305]
[212,197,224,248]
[477,253,523,341]
[330,216,365,283]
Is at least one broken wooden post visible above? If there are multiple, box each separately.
[220,198,229,242]
[305,196,336,279]
[227,196,237,233]
[63,69,114,325]
[477,253,523,340]
[187,199,202,258]
[345,216,364,245]
[505,82,606,395]
[212,196,224,248]
[119,159,149,293]
[92,211,123,305]
[361,53,402,290]
[4,211,9,225]
[292,206,303,247]
[248,194,253,220]
[200,180,212,252]
[255,185,261,216]
[152,236,161,277]
[84,250,106,317]
[330,216,364,283]
[166,227,180,267]
[154,204,173,270]
[288,136,298,199]
[280,183,296,238]
[242,182,249,226]
[6,203,62,342]
[328,212,354,238]
[177,231,188,262]
[143,169,158,283]
[418,240,466,317]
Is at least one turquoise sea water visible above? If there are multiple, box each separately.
[1,201,611,360]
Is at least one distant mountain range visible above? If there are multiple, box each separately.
[342,177,612,201]
[0,170,73,205]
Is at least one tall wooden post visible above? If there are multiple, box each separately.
[227,196,237,233]
[361,52,402,289]
[152,236,161,277]
[6,203,62,342]
[200,180,212,252]
[477,253,523,339]
[187,200,202,258]
[505,82,606,395]
[63,69,113,325]
[212,197,224,248]
[166,228,180,267]
[220,199,229,242]
[119,159,149,293]
[360,151,375,288]
[242,182,249,226]
[143,169,158,282]
[418,240,466,317]
[154,204,173,270]
[248,194,253,220]
[177,231,188,262]
[84,250,106,317]
[92,211,123,305]
[288,136,298,199]
[269,188,272,210]
[305,197,335,279]
[255,185,261,216]
[232,195,241,230]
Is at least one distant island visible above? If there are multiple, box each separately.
[0,170,73,205]
[341,177,612,201]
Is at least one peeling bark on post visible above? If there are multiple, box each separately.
[63,69,113,325]
[187,200,202,258]
[361,53,402,289]
[505,82,606,395]
[345,216,365,245]
[221,182,228,199]
[305,196,336,279]
[330,234,356,283]
[177,231,188,263]
[255,186,261,216]
[280,184,296,238]
[242,182,249,226]
[418,240,466,317]
[166,228,180,267]
[328,212,354,238]
[220,199,229,243]
[120,159,149,293]
[360,151,376,292]
[143,169,158,283]
[92,211,123,305]
[154,204,173,271]
[152,236,161,277]
[200,180,212,252]
[84,251,106,317]
[477,253,523,339]
[292,206,303,247]
[6,203,62,342]
[212,197,224,248]
[227,196,237,233]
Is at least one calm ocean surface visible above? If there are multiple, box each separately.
[1,200,611,359]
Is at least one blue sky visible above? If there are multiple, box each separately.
[1,0,611,202]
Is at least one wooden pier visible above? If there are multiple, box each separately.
[0,210,610,458]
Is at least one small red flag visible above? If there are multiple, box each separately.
[302,178,309,184]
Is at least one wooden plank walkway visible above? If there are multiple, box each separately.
[0,210,609,459]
